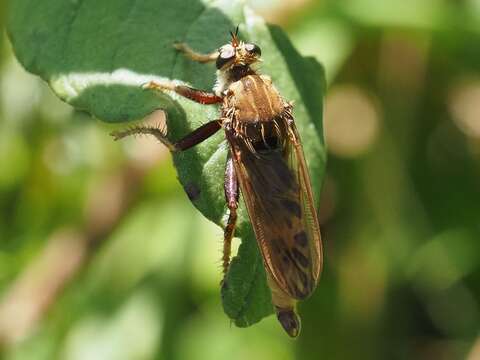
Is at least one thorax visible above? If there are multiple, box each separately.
[224,74,285,124]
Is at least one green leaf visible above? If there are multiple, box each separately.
[7,0,326,328]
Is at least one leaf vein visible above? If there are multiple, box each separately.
[62,0,86,67]
[110,0,141,71]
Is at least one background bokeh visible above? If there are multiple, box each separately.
[1,0,480,359]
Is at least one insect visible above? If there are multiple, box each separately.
[111,28,323,337]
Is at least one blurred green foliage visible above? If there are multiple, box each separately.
[1,0,480,359]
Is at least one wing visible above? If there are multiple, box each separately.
[228,120,323,300]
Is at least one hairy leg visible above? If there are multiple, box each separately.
[222,153,239,276]
[143,81,222,105]
[174,42,218,63]
[142,42,221,104]
[111,119,222,152]
[111,126,175,151]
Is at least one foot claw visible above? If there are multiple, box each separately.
[141,81,156,90]
[141,81,174,92]
[173,42,184,51]
[109,131,122,141]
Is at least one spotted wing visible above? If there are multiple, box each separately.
[228,122,323,300]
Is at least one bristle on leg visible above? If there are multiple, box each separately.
[110,126,176,151]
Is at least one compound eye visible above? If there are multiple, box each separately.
[245,43,261,56]
[216,44,235,69]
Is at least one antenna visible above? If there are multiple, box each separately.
[230,25,240,47]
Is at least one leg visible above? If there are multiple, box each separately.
[111,119,221,152]
[222,152,239,276]
[174,42,218,63]
[111,126,176,151]
[143,81,222,105]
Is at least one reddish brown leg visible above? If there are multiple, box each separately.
[174,120,222,151]
[111,120,221,152]
[143,81,222,105]
[222,152,239,276]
